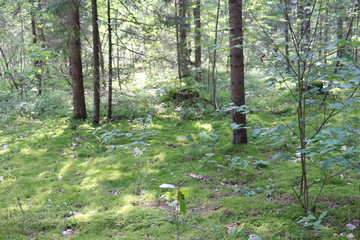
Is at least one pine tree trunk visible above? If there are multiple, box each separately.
[193,0,201,81]
[68,0,87,120]
[178,0,190,79]
[107,0,113,121]
[92,0,101,125]
[229,0,247,144]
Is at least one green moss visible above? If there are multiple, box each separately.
[0,115,358,239]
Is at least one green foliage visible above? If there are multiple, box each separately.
[0,91,70,125]
[159,183,188,216]
[297,211,328,229]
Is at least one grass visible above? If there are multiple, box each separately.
[0,111,359,239]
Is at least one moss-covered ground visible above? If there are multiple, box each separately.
[0,111,358,239]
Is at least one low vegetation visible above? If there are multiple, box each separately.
[0,75,358,239]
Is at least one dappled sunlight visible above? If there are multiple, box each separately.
[146,123,164,130]
[153,152,166,162]
[194,122,213,131]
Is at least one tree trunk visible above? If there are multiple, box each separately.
[107,0,113,121]
[92,0,101,125]
[178,0,190,79]
[29,0,42,95]
[193,0,201,81]
[211,0,221,109]
[68,0,87,120]
[284,0,290,73]
[229,0,247,144]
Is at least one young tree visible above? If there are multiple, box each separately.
[68,0,86,120]
[229,0,247,144]
[92,0,101,124]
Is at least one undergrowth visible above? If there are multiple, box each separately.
[0,113,358,239]
[0,74,359,239]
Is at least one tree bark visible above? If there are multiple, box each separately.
[284,0,290,73]
[193,0,201,81]
[92,0,101,125]
[211,0,221,109]
[229,0,247,144]
[178,0,190,79]
[107,0,113,121]
[68,0,87,120]
[29,0,42,95]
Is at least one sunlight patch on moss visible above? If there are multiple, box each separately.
[194,122,213,131]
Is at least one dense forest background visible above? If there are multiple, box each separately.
[0,0,359,239]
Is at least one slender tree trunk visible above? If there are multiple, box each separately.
[107,0,113,121]
[37,0,46,94]
[229,0,247,144]
[211,0,221,109]
[355,0,360,63]
[29,0,42,95]
[92,0,101,125]
[175,0,182,82]
[336,7,344,59]
[324,9,329,64]
[68,0,87,120]
[193,0,201,81]
[284,0,291,73]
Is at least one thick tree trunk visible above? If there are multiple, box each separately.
[68,0,87,120]
[92,0,101,125]
[178,0,190,79]
[229,0,247,144]
[107,0,113,121]
[193,0,201,81]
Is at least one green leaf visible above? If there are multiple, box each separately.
[321,159,336,169]
[272,153,292,161]
[328,103,343,109]
[343,98,360,105]
[253,160,270,168]
[251,129,261,137]
[179,199,187,215]
[210,224,223,233]
[176,190,185,199]
[318,211,327,220]
[209,44,220,51]
[277,124,286,132]
[230,123,241,130]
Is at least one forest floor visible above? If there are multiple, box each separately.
[0,112,358,239]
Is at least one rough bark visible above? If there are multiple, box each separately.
[107,0,113,121]
[193,0,201,81]
[92,0,101,125]
[29,0,42,95]
[68,0,87,120]
[178,0,191,79]
[229,0,247,144]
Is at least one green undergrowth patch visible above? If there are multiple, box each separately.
[0,115,358,239]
